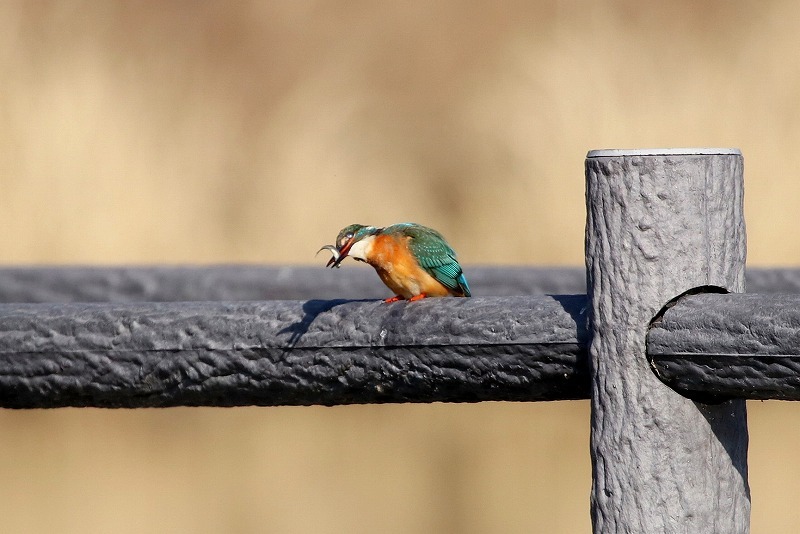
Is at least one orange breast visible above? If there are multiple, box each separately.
[366,234,452,298]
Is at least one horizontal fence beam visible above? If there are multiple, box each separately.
[648,293,800,401]
[0,295,589,408]
[0,265,799,303]
[0,266,588,302]
[5,270,800,407]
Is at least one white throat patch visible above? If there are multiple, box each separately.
[348,235,374,261]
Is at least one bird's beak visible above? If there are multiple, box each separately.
[316,245,341,268]
[328,238,355,268]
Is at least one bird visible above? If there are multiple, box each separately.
[321,222,471,303]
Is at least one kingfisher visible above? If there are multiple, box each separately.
[319,223,471,303]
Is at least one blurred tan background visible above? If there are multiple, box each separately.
[1,1,799,532]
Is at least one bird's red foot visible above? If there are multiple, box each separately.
[408,293,428,302]
[383,295,404,303]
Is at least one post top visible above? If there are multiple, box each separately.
[587,148,741,158]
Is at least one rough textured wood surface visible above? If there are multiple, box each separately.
[585,152,750,533]
[649,293,800,400]
[0,295,589,408]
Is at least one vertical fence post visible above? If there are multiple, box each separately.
[584,149,750,533]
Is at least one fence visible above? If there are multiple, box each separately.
[1,149,796,533]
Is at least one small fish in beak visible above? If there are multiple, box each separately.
[316,244,342,268]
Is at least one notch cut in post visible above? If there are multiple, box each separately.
[647,285,730,404]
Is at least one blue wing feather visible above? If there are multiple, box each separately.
[389,223,471,297]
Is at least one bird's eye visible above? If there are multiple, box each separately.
[337,233,354,249]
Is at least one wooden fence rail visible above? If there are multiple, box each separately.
[5,291,800,409]
[649,292,800,401]
[1,264,800,302]
[4,290,800,409]
[0,295,589,408]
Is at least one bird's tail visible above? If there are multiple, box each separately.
[457,272,471,297]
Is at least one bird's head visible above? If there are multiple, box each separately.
[326,224,379,268]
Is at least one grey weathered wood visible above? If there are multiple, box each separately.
[0,266,588,303]
[585,149,750,533]
[744,267,800,293]
[1,265,799,304]
[0,265,391,303]
[7,286,800,409]
[0,295,589,408]
[649,293,800,400]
